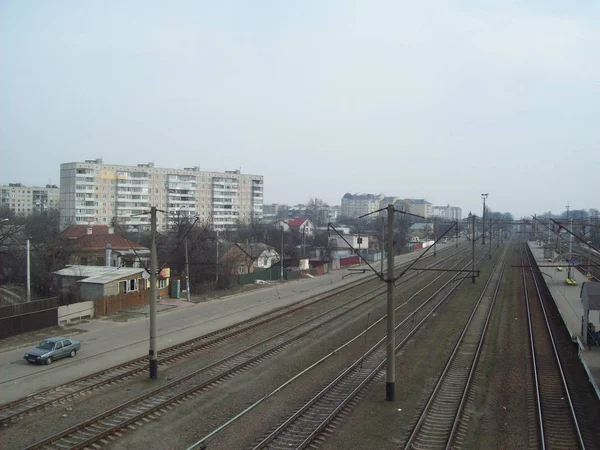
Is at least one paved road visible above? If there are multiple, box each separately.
[0,242,461,404]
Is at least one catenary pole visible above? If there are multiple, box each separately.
[386,204,395,401]
[184,237,191,301]
[489,218,492,259]
[26,239,31,302]
[472,214,476,283]
[149,206,158,379]
[381,217,385,275]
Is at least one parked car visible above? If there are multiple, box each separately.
[24,337,81,365]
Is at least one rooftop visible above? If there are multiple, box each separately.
[287,217,309,228]
[54,265,146,285]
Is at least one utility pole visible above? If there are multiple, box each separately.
[472,214,476,283]
[489,218,492,259]
[215,230,219,284]
[381,216,385,275]
[455,222,459,248]
[149,206,158,379]
[568,218,573,279]
[497,221,500,248]
[280,229,284,281]
[184,237,191,302]
[358,231,361,265]
[386,204,395,401]
[302,226,306,258]
[26,239,31,302]
[481,193,488,245]
[433,217,437,257]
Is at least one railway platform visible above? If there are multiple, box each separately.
[527,241,600,398]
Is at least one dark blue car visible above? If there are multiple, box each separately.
[24,337,81,365]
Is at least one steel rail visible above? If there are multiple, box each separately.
[402,242,508,450]
[249,252,491,450]
[23,246,475,450]
[1,244,471,424]
[524,245,585,449]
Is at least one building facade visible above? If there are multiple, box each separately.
[0,183,59,216]
[431,205,462,221]
[60,159,263,231]
[341,193,383,218]
[406,199,433,218]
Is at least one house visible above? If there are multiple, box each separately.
[287,218,315,237]
[328,234,370,259]
[54,263,170,302]
[63,225,150,268]
[54,265,148,302]
[219,243,280,275]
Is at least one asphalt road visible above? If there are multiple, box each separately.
[0,242,460,404]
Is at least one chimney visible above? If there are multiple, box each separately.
[87,227,93,235]
[108,226,114,234]
[105,244,112,268]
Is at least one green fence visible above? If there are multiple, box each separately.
[237,268,282,286]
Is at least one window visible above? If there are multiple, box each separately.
[129,279,137,291]
[158,279,167,289]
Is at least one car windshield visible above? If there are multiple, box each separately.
[36,341,55,351]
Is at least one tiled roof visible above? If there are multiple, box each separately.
[63,225,111,238]
[74,234,147,251]
[287,217,308,228]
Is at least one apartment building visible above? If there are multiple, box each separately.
[432,205,462,221]
[341,193,383,218]
[60,159,263,231]
[0,183,60,216]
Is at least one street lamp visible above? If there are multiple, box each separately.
[481,194,488,245]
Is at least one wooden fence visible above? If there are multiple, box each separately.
[93,288,169,317]
[0,297,59,338]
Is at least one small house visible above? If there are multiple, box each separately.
[219,243,280,275]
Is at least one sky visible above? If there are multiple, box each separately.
[1,1,599,219]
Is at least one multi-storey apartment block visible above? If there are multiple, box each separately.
[0,183,59,216]
[341,193,383,218]
[60,159,263,231]
[431,205,462,221]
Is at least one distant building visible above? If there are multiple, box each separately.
[219,243,280,275]
[432,205,462,221]
[286,218,315,237]
[59,158,263,232]
[406,199,432,218]
[341,193,383,218]
[0,183,59,216]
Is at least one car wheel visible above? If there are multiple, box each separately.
[69,350,76,358]
[45,357,53,365]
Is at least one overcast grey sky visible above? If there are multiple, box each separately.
[1,1,598,218]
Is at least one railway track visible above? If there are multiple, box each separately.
[402,242,509,450]
[1,243,470,425]
[522,244,585,449]
[247,252,491,450]
[21,247,478,449]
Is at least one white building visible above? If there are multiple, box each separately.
[0,183,59,216]
[431,204,462,221]
[60,159,263,231]
[341,193,383,218]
